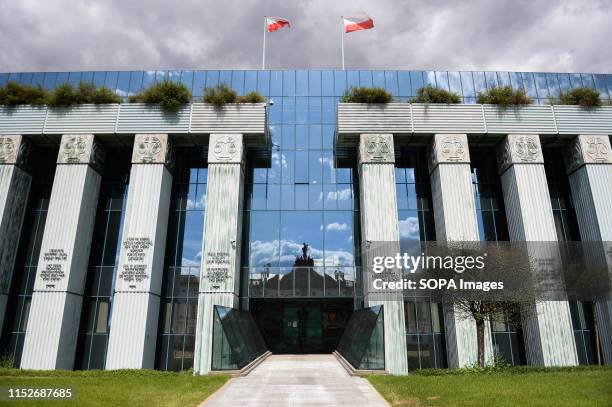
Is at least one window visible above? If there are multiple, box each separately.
[75,150,131,370]
[470,149,509,241]
[0,150,57,366]
[156,151,207,371]
[405,300,447,370]
[395,148,435,242]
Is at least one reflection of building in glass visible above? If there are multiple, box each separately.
[0,69,610,373]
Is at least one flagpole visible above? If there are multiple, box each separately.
[262,17,267,70]
[340,16,345,70]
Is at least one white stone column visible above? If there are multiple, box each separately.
[357,134,408,375]
[194,134,245,375]
[564,134,612,365]
[105,134,173,370]
[428,134,493,367]
[0,135,32,334]
[21,135,104,370]
[497,134,578,366]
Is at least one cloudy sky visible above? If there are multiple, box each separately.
[1,0,611,73]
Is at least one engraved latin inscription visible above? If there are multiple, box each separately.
[40,249,68,282]
[119,237,152,283]
[204,251,231,290]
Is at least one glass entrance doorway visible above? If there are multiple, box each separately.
[250,299,353,354]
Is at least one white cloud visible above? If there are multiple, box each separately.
[326,222,349,231]
[1,1,610,72]
[399,215,420,240]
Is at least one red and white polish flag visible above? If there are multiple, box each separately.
[343,12,374,33]
[266,17,291,32]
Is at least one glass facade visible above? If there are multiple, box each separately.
[2,70,611,105]
[0,149,57,365]
[1,69,608,370]
[470,148,524,365]
[156,151,207,371]
[404,301,447,370]
[395,148,444,371]
[470,150,509,242]
[336,305,385,370]
[75,150,131,370]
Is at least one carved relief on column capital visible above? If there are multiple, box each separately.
[497,134,543,174]
[132,134,173,167]
[207,134,244,164]
[57,134,105,173]
[564,135,612,174]
[427,134,470,173]
[358,134,395,164]
[0,134,30,169]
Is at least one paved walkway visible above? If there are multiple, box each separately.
[201,354,389,407]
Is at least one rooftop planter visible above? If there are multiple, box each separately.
[0,103,267,143]
[336,102,612,146]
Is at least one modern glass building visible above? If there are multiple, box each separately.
[0,69,610,374]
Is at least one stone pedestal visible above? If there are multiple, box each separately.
[564,134,612,365]
[497,134,577,366]
[105,134,173,369]
[428,134,493,367]
[357,134,409,375]
[0,135,32,335]
[21,135,104,370]
[193,134,245,375]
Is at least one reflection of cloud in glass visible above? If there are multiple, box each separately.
[399,216,420,240]
[326,188,351,201]
[186,193,206,210]
[181,250,202,268]
[326,222,348,231]
[250,239,353,267]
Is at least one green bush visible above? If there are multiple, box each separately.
[412,85,461,104]
[203,83,238,107]
[476,85,533,106]
[0,81,49,106]
[556,87,602,107]
[75,82,121,104]
[48,82,122,106]
[48,83,76,106]
[237,91,265,104]
[340,87,393,103]
[129,80,192,110]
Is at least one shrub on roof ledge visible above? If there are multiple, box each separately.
[554,87,602,107]
[203,83,265,107]
[476,86,533,107]
[340,87,393,103]
[129,80,192,110]
[411,85,461,104]
[0,81,49,106]
[237,91,266,104]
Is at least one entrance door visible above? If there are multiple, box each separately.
[251,299,353,354]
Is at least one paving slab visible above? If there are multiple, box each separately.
[201,354,389,407]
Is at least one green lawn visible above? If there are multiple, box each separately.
[368,366,612,407]
[0,369,229,406]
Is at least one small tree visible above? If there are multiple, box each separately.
[129,81,192,110]
[439,244,541,368]
[0,81,48,106]
[556,87,602,107]
[340,87,393,103]
[477,86,533,107]
[411,85,461,104]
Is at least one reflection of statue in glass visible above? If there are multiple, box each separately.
[295,242,313,266]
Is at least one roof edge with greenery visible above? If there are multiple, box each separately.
[340,86,393,103]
